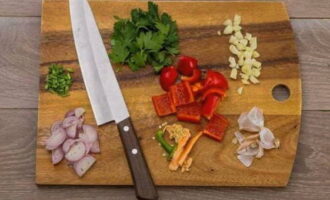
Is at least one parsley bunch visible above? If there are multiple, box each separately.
[109,2,179,72]
[45,64,74,97]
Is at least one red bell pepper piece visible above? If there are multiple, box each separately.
[201,87,226,101]
[152,93,176,117]
[159,66,178,91]
[191,81,203,97]
[201,94,221,120]
[177,56,198,76]
[176,102,201,123]
[203,70,229,91]
[203,113,229,141]
[181,69,201,84]
[169,81,195,107]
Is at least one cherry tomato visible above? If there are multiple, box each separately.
[159,66,178,91]
[177,56,198,76]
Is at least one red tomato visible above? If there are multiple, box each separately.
[159,66,178,91]
[177,56,198,76]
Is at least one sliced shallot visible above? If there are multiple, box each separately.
[90,141,100,153]
[46,127,67,150]
[62,139,76,153]
[62,116,79,128]
[52,147,64,165]
[73,155,96,177]
[82,125,98,143]
[65,141,86,162]
[51,121,62,133]
[66,124,78,138]
[74,107,85,118]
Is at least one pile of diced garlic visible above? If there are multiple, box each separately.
[221,15,262,90]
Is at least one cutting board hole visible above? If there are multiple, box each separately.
[272,84,290,101]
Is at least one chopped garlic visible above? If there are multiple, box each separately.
[229,45,240,55]
[229,56,237,68]
[237,87,244,95]
[243,51,252,60]
[229,35,237,44]
[232,137,238,144]
[274,138,280,148]
[230,68,238,79]
[223,19,232,26]
[217,30,222,36]
[233,25,242,32]
[252,59,262,68]
[236,43,245,51]
[238,55,244,66]
[249,76,260,84]
[223,15,262,85]
[252,68,261,77]
[253,51,260,58]
[233,14,241,26]
[223,25,233,34]
[245,33,252,41]
[241,64,252,75]
[239,39,248,47]
[250,37,257,50]
[234,31,244,39]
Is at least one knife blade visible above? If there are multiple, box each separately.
[69,0,158,199]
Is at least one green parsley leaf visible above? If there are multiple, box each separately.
[109,1,179,72]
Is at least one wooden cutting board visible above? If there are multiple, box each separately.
[36,0,301,186]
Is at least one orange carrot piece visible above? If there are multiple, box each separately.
[169,134,190,171]
[178,132,203,166]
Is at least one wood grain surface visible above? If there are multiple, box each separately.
[36,1,301,186]
[0,0,329,199]
[2,0,330,18]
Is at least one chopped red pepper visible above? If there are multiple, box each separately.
[181,69,201,84]
[176,102,201,123]
[177,56,198,76]
[169,81,195,107]
[201,94,221,120]
[152,93,176,117]
[201,87,226,101]
[203,70,229,91]
[191,81,203,97]
[203,113,229,141]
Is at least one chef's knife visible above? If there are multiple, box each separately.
[69,0,158,199]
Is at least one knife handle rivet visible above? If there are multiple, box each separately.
[131,148,138,155]
[123,126,130,132]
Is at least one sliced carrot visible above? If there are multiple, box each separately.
[168,133,191,171]
[178,131,203,166]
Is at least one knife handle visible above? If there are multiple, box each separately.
[117,117,158,200]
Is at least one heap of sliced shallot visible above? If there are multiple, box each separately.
[44,107,100,177]
[233,107,280,167]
